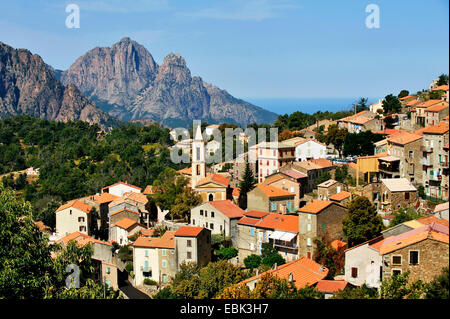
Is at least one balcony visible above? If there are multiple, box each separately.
[421,145,433,153]
[421,157,432,166]
[429,174,442,182]
[271,239,298,250]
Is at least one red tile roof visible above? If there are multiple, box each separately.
[240,257,328,290]
[388,132,422,145]
[197,174,230,187]
[298,200,344,214]
[143,185,155,195]
[310,158,334,168]
[133,231,176,249]
[426,104,449,112]
[56,200,92,214]
[316,280,349,293]
[330,240,347,251]
[111,218,139,230]
[174,226,205,237]
[329,191,352,201]
[416,215,449,227]
[244,210,270,219]
[282,169,308,179]
[208,200,245,219]
[257,185,295,198]
[109,208,140,217]
[59,232,112,247]
[422,122,449,135]
[83,192,120,204]
[237,216,262,226]
[256,213,299,233]
[177,167,192,175]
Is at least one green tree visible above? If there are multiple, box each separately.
[313,170,332,188]
[437,74,449,86]
[331,284,378,299]
[237,160,256,209]
[382,94,402,114]
[244,254,262,270]
[215,247,238,260]
[389,208,424,228]
[324,125,348,157]
[262,253,286,268]
[343,196,383,247]
[425,267,449,299]
[379,272,426,299]
[353,97,369,113]
[171,187,202,221]
[398,90,410,99]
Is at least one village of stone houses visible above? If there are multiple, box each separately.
[1,79,449,300]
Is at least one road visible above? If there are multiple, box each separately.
[118,270,151,299]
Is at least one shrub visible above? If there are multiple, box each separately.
[244,254,262,270]
[125,263,133,273]
[143,278,158,286]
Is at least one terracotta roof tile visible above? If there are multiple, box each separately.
[329,191,352,201]
[56,200,92,214]
[208,200,245,219]
[256,213,298,233]
[257,185,295,198]
[387,132,422,145]
[175,226,205,237]
[109,208,140,217]
[416,100,447,108]
[240,257,328,290]
[316,280,349,293]
[330,240,347,251]
[111,218,139,230]
[422,122,449,135]
[197,174,230,187]
[416,215,449,227]
[298,200,343,214]
[310,158,334,168]
[426,104,449,112]
[237,216,262,226]
[132,231,176,249]
[244,210,270,218]
[123,191,148,204]
[59,232,112,247]
[177,167,192,175]
[143,185,155,195]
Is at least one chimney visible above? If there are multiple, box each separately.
[288,272,293,282]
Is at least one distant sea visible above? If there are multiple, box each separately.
[244,97,378,115]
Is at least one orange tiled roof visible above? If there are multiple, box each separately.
[101,181,142,191]
[139,228,156,237]
[298,200,343,214]
[426,104,449,112]
[422,122,449,135]
[111,217,139,230]
[399,95,416,101]
[177,167,192,175]
[245,210,270,219]
[56,200,92,214]
[197,174,230,187]
[83,192,120,204]
[175,226,205,237]
[132,231,176,249]
[380,230,448,255]
[256,213,299,233]
[387,132,422,145]
[143,185,155,195]
[109,208,140,217]
[316,280,349,293]
[406,99,421,106]
[59,232,112,247]
[257,185,295,198]
[330,240,347,251]
[310,158,334,168]
[416,215,449,227]
[124,191,148,204]
[240,257,328,290]
[416,100,446,108]
[329,191,351,201]
[34,221,50,231]
[232,186,240,197]
[237,216,262,226]
[208,200,245,219]
[431,84,449,91]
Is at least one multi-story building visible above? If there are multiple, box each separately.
[337,110,382,133]
[425,104,449,126]
[55,200,93,237]
[411,100,448,127]
[297,200,348,259]
[420,122,449,200]
[251,141,295,183]
[247,185,296,214]
[101,181,142,197]
[281,159,335,193]
[174,226,211,271]
[379,178,418,212]
[386,132,423,183]
[317,179,347,201]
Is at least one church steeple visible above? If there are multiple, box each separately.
[192,122,206,188]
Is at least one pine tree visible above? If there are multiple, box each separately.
[237,160,255,209]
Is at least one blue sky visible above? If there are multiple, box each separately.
[0,0,448,101]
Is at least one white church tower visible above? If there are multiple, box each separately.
[191,123,206,188]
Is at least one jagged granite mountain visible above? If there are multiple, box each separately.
[60,37,277,127]
[0,41,120,129]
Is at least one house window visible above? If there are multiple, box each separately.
[271,202,277,212]
[162,274,167,283]
[210,223,214,230]
[162,260,167,268]
[250,228,255,236]
[307,214,311,220]
[322,224,326,231]
[220,225,223,232]
[187,240,192,247]
[69,210,72,215]
[200,210,203,216]
[306,238,311,246]
[405,192,410,200]
[192,219,195,225]
[211,211,215,218]
[392,256,402,265]
[106,279,111,288]
[290,186,294,193]
[208,194,214,201]
[307,224,311,232]
[106,267,111,274]
[162,249,167,256]
[144,260,149,271]
[79,226,86,232]
[351,267,358,278]
[409,251,419,265]
[392,269,402,276]
[187,251,192,259]
[78,217,84,222]
[145,250,149,257]
[205,211,208,217]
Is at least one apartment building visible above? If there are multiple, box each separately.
[174,226,211,271]
[55,200,93,237]
[251,141,295,183]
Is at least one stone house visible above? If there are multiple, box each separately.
[189,200,244,246]
[261,169,308,209]
[419,122,449,200]
[411,100,448,127]
[425,105,449,126]
[380,178,417,212]
[247,185,296,214]
[282,159,335,193]
[317,179,346,201]
[109,218,147,246]
[297,200,348,259]
[337,110,382,133]
[386,132,423,183]
[109,207,141,227]
[174,226,211,270]
[55,200,93,237]
[328,191,352,206]
[236,210,270,261]
[79,192,120,233]
[132,231,177,286]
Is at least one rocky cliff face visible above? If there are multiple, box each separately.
[0,41,119,129]
[61,38,277,127]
